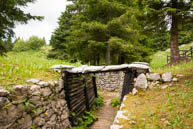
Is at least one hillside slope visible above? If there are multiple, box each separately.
[150,42,193,74]
[115,43,193,129]
[0,46,79,89]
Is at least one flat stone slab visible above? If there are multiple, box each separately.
[26,79,41,84]
[66,63,149,73]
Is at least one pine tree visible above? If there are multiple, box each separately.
[50,0,152,65]
[138,0,193,63]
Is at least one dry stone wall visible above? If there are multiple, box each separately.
[95,71,125,91]
[0,79,72,129]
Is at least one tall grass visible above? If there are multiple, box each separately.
[0,47,80,87]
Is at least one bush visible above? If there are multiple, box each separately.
[111,97,121,107]
[13,36,46,52]
[13,39,29,52]
[73,111,98,129]
[27,36,46,50]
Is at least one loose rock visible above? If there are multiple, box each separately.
[161,85,168,90]
[148,73,161,81]
[172,77,178,82]
[132,88,138,95]
[134,73,148,89]
[162,72,172,82]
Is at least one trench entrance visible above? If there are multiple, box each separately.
[61,64,149,128]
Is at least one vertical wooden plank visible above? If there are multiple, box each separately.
[92,74,98,98]
[63,72,71,110]
[63,71,73,123]
[121,69,135,102]
[121,70,128,101]
[83,75,90,111]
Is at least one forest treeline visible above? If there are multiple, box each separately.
[49,0,193,65]
[0,0,192,65]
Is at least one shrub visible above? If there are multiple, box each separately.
[13,36,46,52]
[72,95,104,129]
[111,97,121,107]
[13,39,29,52]
[93,95,104,110]
[27,36,46,50]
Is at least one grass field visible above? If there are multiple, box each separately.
[119,75,193,129]
[0,46,80,89]
[117,42,193,129]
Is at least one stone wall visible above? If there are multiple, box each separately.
[0,79,72,129]
[95,71,125,91]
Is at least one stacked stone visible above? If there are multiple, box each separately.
[95,71,125,91]
[0,79,72,129]
[132,72,179,95]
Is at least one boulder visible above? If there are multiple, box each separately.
[148,73,161,81]
[162,72,172,82]
[134,73,148,89]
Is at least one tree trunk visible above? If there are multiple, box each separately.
[105,43,110,65]
[170,14,180,63]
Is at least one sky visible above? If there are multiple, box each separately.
[14,0,70,44]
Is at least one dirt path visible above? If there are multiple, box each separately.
[89,91,118,129]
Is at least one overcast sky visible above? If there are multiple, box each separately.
[14,0,70,43]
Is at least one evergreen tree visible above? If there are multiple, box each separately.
[50,0,152,65]
[0,0,43,39]
[138,0,193,63]
[0,0,43,55]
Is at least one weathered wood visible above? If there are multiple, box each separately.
[92,75,98,97]
[71,99,86,111]
[64,72,99,124]
[63,72,71,110]
[69,88,84,97]
[72,104,87,121]
[83,79,90,111]
[121,69,135,101]
[70,94,85,106]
